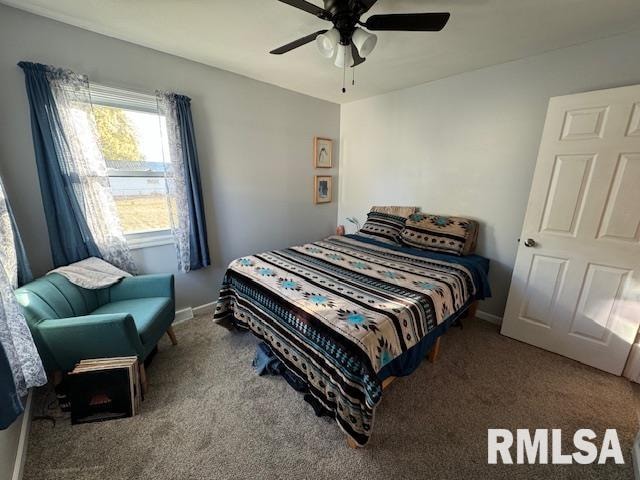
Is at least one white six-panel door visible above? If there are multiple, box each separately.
[501,84,640,375]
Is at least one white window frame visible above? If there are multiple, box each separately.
[126,229,175,249]
[90,83,174,249]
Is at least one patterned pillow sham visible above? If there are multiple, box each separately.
[357,211,407,245]
[400,213,479,255]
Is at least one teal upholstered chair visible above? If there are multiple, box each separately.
[15,272,176,391]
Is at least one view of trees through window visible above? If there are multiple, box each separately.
[94,105,172,234]
[94,107,142,162]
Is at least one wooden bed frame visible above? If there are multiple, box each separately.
[345,300,479,448]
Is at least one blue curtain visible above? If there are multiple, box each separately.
[0,344,23,430]
[173,95,211,271]
[17,62,100,267]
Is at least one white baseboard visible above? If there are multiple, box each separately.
[193,301,215,316]
[174,301,216,325]
[476,309,503,325]
[174,307,194,325]
[12,391,33,480]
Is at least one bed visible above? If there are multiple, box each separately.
[214,232,490,447]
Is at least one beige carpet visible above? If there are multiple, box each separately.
[24,315,639,480]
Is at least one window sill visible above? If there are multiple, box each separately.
[126,230,174,250]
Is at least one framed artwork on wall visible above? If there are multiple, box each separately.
[314,175,332,204]
[314,137,333,168]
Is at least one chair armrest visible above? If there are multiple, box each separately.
[109,274,175,302]
[36,313,145,372]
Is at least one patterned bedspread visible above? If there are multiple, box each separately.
[214,235,486,445]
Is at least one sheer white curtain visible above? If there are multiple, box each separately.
[48,68,136,273]
[156,92,211,272]
[0,179,46,396]
[156,93,191,271]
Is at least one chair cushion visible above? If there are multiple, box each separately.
[400,213,479,255]
[91,297,173,346]
[15,273,108,326]
[357,211,407,245]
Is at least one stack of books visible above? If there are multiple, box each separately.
[69,356,142,424]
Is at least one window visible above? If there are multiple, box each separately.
[90,85,174,248]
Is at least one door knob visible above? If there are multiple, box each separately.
[524,238,537,247]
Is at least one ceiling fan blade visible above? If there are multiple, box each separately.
[354,0,378,15]
[270,30,328,55]
[351,43,366,67]
[363,12,450,31]
[277,0,332,20]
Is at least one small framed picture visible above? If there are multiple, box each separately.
[314,175,332,204]
[314,137,333,168]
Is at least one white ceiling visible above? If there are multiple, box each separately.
[4,0,640,104]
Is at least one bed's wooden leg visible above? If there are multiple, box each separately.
[465,300,479,319]
[381,376,396,391]
[346,436,359,449]
[427,337,441,363]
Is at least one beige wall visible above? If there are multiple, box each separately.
[338,29,640,318]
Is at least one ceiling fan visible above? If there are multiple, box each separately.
[270,0,450,76]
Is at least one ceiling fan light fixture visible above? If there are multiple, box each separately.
[352,27,377,58]
[316,28,340,58]
[334,43,354,68]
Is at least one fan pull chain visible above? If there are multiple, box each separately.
[342,49,346,93]
[352,66,355,86]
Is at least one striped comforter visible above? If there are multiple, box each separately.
[214,235,478,445]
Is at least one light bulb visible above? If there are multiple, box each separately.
[316,28,340,58]
[352,28,377,58]
[334,43,354,68]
